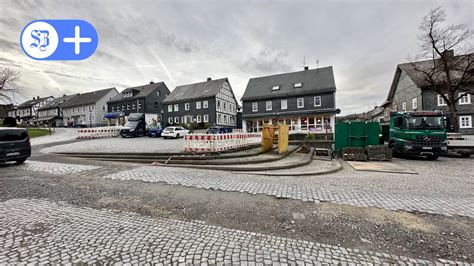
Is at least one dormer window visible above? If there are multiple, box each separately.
[122,91,133,98]
[272,85,280,91]
[294,83,302,88]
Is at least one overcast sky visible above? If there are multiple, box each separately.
[1,0,472,114]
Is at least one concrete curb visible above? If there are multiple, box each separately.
[155,147,314,172]
[57,145,269,161]
[94,146,299,165]
[241,159,343,176]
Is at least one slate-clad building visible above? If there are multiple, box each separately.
[384,51,474,134]
[107,82,170,121]
[62,87,118,127]
[37,94,79,127]
[162,78,238,128]
[241,66,337,134]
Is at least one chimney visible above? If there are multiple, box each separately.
[443,50,454,58]
[207,77,212,81]
[304,66,309,70]
[33,97,35,100]
[150,81,154,84]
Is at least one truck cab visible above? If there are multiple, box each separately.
[389,111,448,160]
[120,113,147,138]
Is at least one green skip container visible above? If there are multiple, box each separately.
[335,121,380,155]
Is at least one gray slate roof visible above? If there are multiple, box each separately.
[384,53,474,105]
[163,78,229,103]
[108,82,165,104]
[241,66,336,101]
[38,94,79,111]
[17,96,54,108]
[63,88,117,108]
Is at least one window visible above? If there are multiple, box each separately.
[174,104,179,111]
[460,116,472,128]
[116,105,120,111]
[157,91,160,97]
[412,98,417,109]
[266,101,272,111]
[203,100,208,108]
[132,103,136,110]
[168,117,173,124]
[185,103,190,110]
[314,96,321,107]
[294,82,302,88]
[459,93,471,104]
[217,100,221,109]
[102,106,106,111]
[138,102,142,110]
[252,102,258,112]
[122,105,125,111]
[196,101,201,109]
[168,105,172,112]
[203,114,209,122]
[281,99,287,110]
[223,102,227,110]
[437,95,447,106]
[197,115,201,123]
[83,106,86,111]
[297,98,304,108]
[174,117,179,123]
[272,85,280,91]
[127,104,130,110]
[402,102,407,111]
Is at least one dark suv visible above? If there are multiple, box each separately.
[0,128,31,164]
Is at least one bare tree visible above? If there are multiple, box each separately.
[0,66,21,103]
[409,7,474,132]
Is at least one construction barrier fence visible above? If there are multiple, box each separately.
[184,133,261,152]
[77,126,121,139]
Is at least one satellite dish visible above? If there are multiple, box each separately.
[335,108,341,114]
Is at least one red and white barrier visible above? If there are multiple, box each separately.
[184,133,261,152]
[77,126,121,139]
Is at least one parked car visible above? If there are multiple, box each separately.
[162,127,189,139]
[120,113,147,138]
[0,128,31,164]
[148,125,163,138]
[206,126,233,134]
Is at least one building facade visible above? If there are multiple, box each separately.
[62,88,118,127]
[37,94,79,127]
[385,53,474,134]
[241,66,337,134]
[162,78,238,128]
[15,96,54,125]
[107,82,170,121]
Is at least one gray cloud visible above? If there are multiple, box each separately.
[0,0,472,114]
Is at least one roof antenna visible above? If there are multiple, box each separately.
[298,56,307,70]
[316,59,319,69]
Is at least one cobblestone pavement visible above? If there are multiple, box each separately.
[41,137,185,154]
[30,128,79,146]
[0,198,459,265]
[8,157,474,218]
[17,160,100,175]
[102,157,474,218]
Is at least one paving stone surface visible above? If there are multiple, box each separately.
[102,157,474,218]
[0,198,456,264]
[17,160,100,175]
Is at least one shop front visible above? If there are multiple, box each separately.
[244,114,335,134]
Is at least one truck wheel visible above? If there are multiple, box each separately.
[426,155,439,160]
[176,134,180,139]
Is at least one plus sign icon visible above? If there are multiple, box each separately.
[20,20,98,60]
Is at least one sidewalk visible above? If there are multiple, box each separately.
[30,128,79,146]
